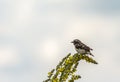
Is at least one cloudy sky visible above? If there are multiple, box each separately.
[0,0,120,82]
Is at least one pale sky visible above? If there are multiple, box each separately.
[0,0,120,82]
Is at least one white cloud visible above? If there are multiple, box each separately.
[35,37,61,62]
[0,45,20,67]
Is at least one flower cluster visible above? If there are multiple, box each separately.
[43,53,98,82]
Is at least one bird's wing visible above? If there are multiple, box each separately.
[80,43,93,51]
[75,43,82,49]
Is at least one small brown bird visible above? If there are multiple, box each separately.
[71,39,94,56]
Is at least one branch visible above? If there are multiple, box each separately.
[43,53,98,82]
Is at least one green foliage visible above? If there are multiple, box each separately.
[43,53,98,82]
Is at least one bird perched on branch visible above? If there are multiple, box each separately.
[71,39,94,56]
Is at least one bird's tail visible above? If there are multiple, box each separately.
[89,52,94,57]
[90,48,93,50]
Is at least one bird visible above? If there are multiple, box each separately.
[71,39,94,56]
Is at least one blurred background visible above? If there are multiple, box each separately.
[0,0,120,82]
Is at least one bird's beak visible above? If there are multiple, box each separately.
[71,41,74,43]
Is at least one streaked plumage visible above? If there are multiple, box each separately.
[71,39,94,56]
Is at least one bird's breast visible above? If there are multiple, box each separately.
[75,48,86,54]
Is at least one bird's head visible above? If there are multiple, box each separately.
[71,39,81,44]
